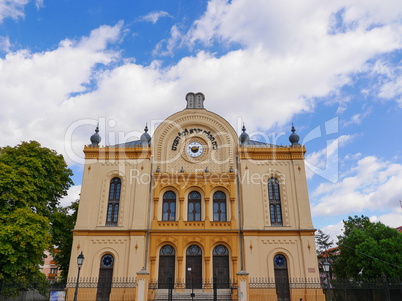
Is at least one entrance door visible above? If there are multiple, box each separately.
[186,245,202,289]
[96,254,114,301]
[158,245,175,289]
[274,254,290,301]
[213,245,230,288]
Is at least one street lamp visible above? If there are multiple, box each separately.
[73,252,85,301]
[188,267,195,301]
[323,259,332,301]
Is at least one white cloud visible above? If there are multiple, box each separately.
[0,36,11,52]
[0,22,123,162]
[35,0,43,10]
[320,220,344,242]
[319,212,402,244]
[370,212,402,228]
[184,0,402,52]
[306,134,354,182]
[138,11,171,24]
[60,185,81,208]
[312,156,402,215]
[1,1,402,170]
[153,25,183,57]
[0,0,29,23]
[342,107,372,126]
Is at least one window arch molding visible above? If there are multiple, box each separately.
[184,242,205,256]
[159,187,179,221]
[184,187,205,222]
[93,249,120,272]
[267,248,294,277]
[211,242,231,257]
[210,189,228,222]
[157,242,178,255]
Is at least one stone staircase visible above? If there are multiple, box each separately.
[153,288,233,300]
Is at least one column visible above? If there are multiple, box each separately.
[136,268,150,301]
[150,256,156,281]
[205,197,210,220]
[230,198,236,223]
[153,198,158,221]
[236,270,249,301]
[177,256,184,292]
[232,256,238,282]
[179,198,184,221]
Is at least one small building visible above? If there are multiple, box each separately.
[40,251,60,283]
[67,93,324,300]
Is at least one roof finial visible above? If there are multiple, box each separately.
[239,123,250,146]
[90,123,101,146]
[140,123,151,146]
[289,123,300,146]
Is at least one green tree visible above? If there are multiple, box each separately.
[0,141,73,296]
[0,208,50,296]
[315,229,334,256]
[335,215,402,279]
[50,200,79,283]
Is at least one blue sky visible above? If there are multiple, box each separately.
[1,0,402,241]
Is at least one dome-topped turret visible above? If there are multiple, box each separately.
[239,124,250,146]
[140,124,151,146]
[90,125,101,146]
[289,124,300,146]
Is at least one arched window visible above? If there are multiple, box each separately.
[106,177,121,226]
[162,191,176,221]
[213,191,227,221]
[268,177,282,226]
[274,254,290,301]
[188,191,201,221]
[96,254,114,300]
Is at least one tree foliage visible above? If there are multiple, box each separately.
[51,200,79,282]
[315,229,334,256]
[335,215,402,279]
[0,141,73,296]
[0,208,50,296]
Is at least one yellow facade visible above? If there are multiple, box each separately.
[67,93,323,300]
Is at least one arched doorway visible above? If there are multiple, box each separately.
[158,245,175,288]
[213,245,229,288]
[96,254,114,301]
[274,254,290,301]
[186,245,202,289]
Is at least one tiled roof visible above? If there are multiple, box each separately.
[111,139,282,148]
[113,140,143,148]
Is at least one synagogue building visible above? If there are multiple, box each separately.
[67,93,324,301]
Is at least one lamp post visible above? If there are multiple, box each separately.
[73,252,85,301]
[323,259,331,301]
[188,267,195,301]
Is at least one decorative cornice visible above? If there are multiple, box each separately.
[243,229,315,236]
[83,146,151,160]
[239,146,306,160]
[153,172,236,185]
[73,229,147,236]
